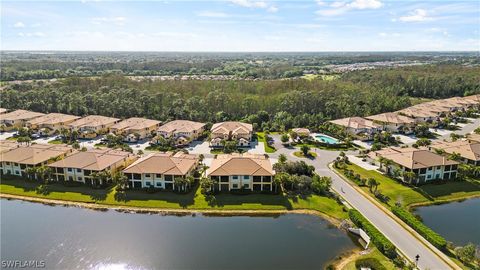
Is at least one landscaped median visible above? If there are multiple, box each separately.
[0,178,348,221]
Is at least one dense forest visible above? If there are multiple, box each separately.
[1,51,478,81]
[2,64,479,132]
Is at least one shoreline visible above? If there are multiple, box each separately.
[407,194,480,210]
[0,193,343,226]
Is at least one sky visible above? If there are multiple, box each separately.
[1,0,479,51]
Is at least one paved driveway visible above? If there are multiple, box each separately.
[247,141,265,155]
[347,155,379,171]
[187,141,211,155]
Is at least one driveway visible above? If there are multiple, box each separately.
[247,141,265,155]
[394,134,417,145]
[347,155,380,171]
[78,137,103,149]
[33,136,56,144]
[127,139,151,154]
[187,141,211,155]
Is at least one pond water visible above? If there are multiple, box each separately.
[414,198,480,246]
[1,199,357,270]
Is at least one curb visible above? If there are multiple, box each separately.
[329,163,461,270]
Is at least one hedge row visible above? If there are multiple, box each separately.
[392,206,447,250]
[348,209,397,259]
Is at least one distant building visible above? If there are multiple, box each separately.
[0,142,73,177]
[365,112,415,133]
[368,147,458,185]
[49,148,136,185]
[210,121,253,147]
[0,110,45,131]
[123,152,198,189]
[155,120,205,146]
[329,117,381,140]
[68,115,120,138]
[110,117,161,142]
[396,107,440,124]
[27,113,81,136]
[206,153,274,192]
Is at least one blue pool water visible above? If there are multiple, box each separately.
[315,134,340,144]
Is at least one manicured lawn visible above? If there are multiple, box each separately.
[342,247,396,270]
[48,139,63,144]
[343,164,480,207]
[256,132,276,153]
[0,178,348,220]
[293,151,317,159]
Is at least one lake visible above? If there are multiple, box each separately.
[414,198,480,246]
[0,199,357,270]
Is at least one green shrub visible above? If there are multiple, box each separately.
[349,209,397,259]
[392,206,447,250]
[355,258,387,270]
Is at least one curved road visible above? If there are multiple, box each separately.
[269,137,455,270]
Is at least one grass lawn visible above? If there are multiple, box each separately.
[48,139,63,144]
[6,136,17,141]
[343,164,480,207]
[293,151,317,159]
[342,247,396,270]
[256,132,276,153]
[0,178,348,220]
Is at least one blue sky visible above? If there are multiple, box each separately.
[1,0,479,51]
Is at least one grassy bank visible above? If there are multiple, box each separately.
[256,132,276,153]
[0,178,348,220]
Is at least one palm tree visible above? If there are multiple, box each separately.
[403,171,416,184]
[200,177,213,194]
[24,166,37,180]
[278,154,287,164]
[185,175,195,191]
[448,152,462,161]
[174,176,186,192]
[113,172,129,190]
[300,145,310,157]
[367,178,378,193]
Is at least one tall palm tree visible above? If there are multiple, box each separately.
[448,152,462,161]
[403,171,416,184]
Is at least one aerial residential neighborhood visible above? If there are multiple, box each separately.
[1,1,480,269]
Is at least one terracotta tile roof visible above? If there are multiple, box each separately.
[371,147,458,169]
[1,110,45,122]
[49,148,133,171]
[329,117,381,130]
[68,115,120,129]
[207,153,274,176]
[397,107,439,118]
[431,140,480,161]
[111,117,161,131]
[0,140,19,153]
[28,113,80,126]
[466,133,480,143]
[123,152,198,175]
[0,143,73,165]
[366,113,415,125]
[211,121,253,135]
[157,120,205,134]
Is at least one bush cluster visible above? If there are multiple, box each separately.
[392,206,447,250]
[348,209,397,259]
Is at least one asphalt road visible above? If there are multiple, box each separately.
[268,136,454,270]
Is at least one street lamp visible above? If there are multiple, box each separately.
[415,254,420,268]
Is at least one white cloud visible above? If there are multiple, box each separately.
[196,11,229,18]
[230,0,278,13]
[17,32,46,37]
[398,9,432,22]
[91,17,126,25]
[316,0,383,16]
[14,22,25,28]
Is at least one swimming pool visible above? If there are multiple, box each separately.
[314,134,340,144]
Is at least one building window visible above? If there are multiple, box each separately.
[145,173,151,178]
[156,174,162,178]
[232,184,238,189]
[436,166,441,170]
[145,181,152,187]
[67,168,73,172]
[243,184,249,188]
[420,168,427,174]
[156,182,162,187]
[232,176,238,180]
[76,168,82,173]
[133,173,141,180]
[445,165,451,171]
[164,175,173,181]
[78,177,83,181]
[243,175,249,179]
